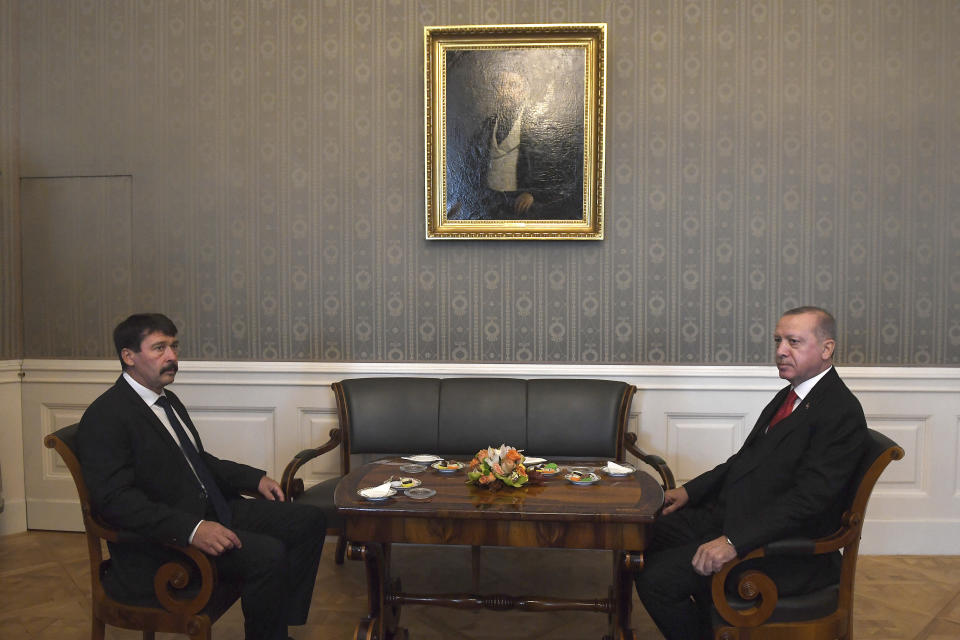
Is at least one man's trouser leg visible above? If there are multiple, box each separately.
[635,506,722,640]
[219,499,326,639]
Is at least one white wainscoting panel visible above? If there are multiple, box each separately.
[667,414,746,485]
[864,415,926,492]
[190,409,276,478]
[298,409,341,482]
[955,415,960,498]
[39,403,87,481]
[10,359,960,554]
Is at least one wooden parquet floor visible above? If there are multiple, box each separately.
[1,530,958,639]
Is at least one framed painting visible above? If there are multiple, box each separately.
[425,23,607,240]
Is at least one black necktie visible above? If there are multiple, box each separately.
[155,395,232,526]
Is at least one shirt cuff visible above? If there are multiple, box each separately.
[188,520,203,544]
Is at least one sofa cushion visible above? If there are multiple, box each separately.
[293,477,343,529]
[526,379,628,458]
[339,378,440,453]
[437,378,527,454]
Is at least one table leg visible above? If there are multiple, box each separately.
[348,542,407,640]
[607,550,642,640]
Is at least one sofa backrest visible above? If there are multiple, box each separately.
[437,378,528,454]
[334,377,634,460]
[527,379,630,457]
[335,377,440,454]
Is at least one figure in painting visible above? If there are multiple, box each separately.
[444,49,585,221]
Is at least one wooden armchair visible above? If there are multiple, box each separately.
[44,424,240,640]
[711,428,904,640]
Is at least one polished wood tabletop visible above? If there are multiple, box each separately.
[337,458,663,525]
[335,458,664,640]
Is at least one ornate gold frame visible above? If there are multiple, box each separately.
[425,24,607,240]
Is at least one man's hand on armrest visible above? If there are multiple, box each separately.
[258,475,285,501]
[692,535,738,576]
[190,521,242,556]
[661,486,689,515]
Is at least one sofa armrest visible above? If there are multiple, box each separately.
[623,432,676,489]
[280,428,342,500]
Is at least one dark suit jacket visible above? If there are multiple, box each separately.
[446,112,584,221]
[683,367,868,556]
[77,375,264,596]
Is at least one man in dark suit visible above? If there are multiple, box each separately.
[635,306,868,639]
[78,313,325,640]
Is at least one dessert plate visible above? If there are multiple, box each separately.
[390,477,422,489]
[358,486,397,501]
[431,460,465,473]
[405,487,436,499]
[402,454,442,463]
[398,463,427,473]
[564,471,600,485]
[602,461,636,477]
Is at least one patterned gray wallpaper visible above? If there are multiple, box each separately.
[3,0,959,365]
[0,0,20,361]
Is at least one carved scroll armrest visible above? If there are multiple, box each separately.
[711,548,777,629]
[280,428,342,499]
[711,527,853,631]
[623,432,676,489]
[152,544,220,616]
[109,529,219,616]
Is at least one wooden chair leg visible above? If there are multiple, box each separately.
[335,534,347,565]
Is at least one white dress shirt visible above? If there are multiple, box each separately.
[790,365,833,409]
[123,372,205,541]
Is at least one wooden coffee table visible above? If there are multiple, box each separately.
[335,458,663,640]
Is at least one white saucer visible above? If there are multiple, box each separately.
[402,454,442,463]
[357,487,397,501]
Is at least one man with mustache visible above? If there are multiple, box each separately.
[634,307,868,639]
[78,313,325,640]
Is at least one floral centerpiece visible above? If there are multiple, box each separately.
[466,444,529,490]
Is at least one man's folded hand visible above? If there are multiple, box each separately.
[191,520,241,556]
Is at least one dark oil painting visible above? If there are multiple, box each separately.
[443,48,586,222]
